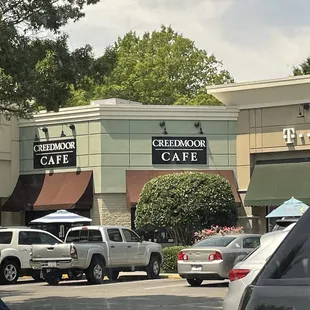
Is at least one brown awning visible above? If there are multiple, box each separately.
[2,171,93,212]
[126,170,241,208]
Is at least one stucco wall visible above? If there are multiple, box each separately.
[19,118,238,194]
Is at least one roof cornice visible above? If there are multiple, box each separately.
[207,75,310,94]
[18,102,239,127]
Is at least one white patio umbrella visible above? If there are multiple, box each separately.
[30,209,92,224]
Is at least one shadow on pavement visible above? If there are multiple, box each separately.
[5,294,224,310]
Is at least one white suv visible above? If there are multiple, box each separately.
[0,227,62,284]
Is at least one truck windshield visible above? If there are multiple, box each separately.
[66,229,103,243]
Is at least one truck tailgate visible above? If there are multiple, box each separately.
[31,244,71,261]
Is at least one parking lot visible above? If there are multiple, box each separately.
[1,275,228,310]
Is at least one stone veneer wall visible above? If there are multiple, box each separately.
[91,193,130,227]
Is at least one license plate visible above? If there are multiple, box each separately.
[47,262,57,268]
[191,265,202,271]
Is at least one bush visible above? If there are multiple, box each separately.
[135,172,237,245]
[162,246,184,273]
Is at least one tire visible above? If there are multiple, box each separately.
[146,255,161,279]
[187,278,203,286]
[86,257,105,285]
[45,271,61,286]
[108,270,119,281]
[32,271,43,282]
[0,260,19,284]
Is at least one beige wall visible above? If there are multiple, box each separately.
[237,104,310,233]
[237,104,310,189]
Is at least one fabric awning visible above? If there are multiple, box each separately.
[2,171,93,211]
[244,162,310,206]
[126,169,241,208]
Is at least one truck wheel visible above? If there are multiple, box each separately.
[86,257,105,285]
[187,278,203,286]
[108,270,119,281]
[146,256,161,279]
[32,271,43,282]
[0,260,19,284]
[45,271,61,286]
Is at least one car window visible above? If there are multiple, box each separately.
[66,230,79,243]
[193,236,236,247]
[255,211,310,286]
[107,229,123,242]
[122,229,140,242]
[243,237,261,249]
[65,229,103,242]
[38,232,59,244]
[18,231,41,245]
[0,232,12,244]
[88,230,103,242]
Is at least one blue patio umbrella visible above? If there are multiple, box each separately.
[266,197,309,218]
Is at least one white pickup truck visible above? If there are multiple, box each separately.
[30,225,163,285]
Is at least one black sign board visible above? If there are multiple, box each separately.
[33,139,77,169]
[152,137,207,165]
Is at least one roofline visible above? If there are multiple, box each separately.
[18,98,239,127]
[206,75,310,94]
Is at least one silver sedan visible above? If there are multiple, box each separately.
[177,234,261,286]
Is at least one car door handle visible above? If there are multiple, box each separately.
[47,247,54,250]
[21,249,28,252]
[127,245,132,248]
[111,245,115,248]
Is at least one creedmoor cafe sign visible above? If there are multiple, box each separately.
[152,137,207,165]
[33,139,77,169]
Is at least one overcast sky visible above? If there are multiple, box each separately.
[63,0,310,82]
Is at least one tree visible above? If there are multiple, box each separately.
[135,172,237,245]
[293,57,310,76]
[0,0,100,33]
[92,25,233,105]
[0,0,100,118]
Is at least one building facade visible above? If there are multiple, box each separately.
[0,99,239,240]
[208,75,310,234]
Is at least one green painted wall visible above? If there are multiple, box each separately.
[19,119,237,194]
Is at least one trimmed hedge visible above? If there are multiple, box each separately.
[135,172,237,245]
[162,246,184,273]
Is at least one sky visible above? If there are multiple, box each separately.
[63,0,310,83]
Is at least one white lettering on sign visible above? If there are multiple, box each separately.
[39,154,71,166]
[283,128,296,144]
[152,139,206,148]
[33,141,75,153]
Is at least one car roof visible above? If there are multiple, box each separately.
[68,225,129,231]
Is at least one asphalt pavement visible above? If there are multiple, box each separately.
[1,274,229,310]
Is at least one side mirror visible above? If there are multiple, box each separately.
[140,235,145,242]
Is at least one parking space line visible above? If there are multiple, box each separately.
[145,284,185,290]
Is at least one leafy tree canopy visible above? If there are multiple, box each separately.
[293,57,310,76]
[135,172,237,245]
[92,25,233,106]
[0,0,101,119]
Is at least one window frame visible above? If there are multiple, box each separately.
[107,228,123,243]
[122,229,141,242]
[0,231,13,244]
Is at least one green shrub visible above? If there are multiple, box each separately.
[162,246,185,273]
[135,172,237,245]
